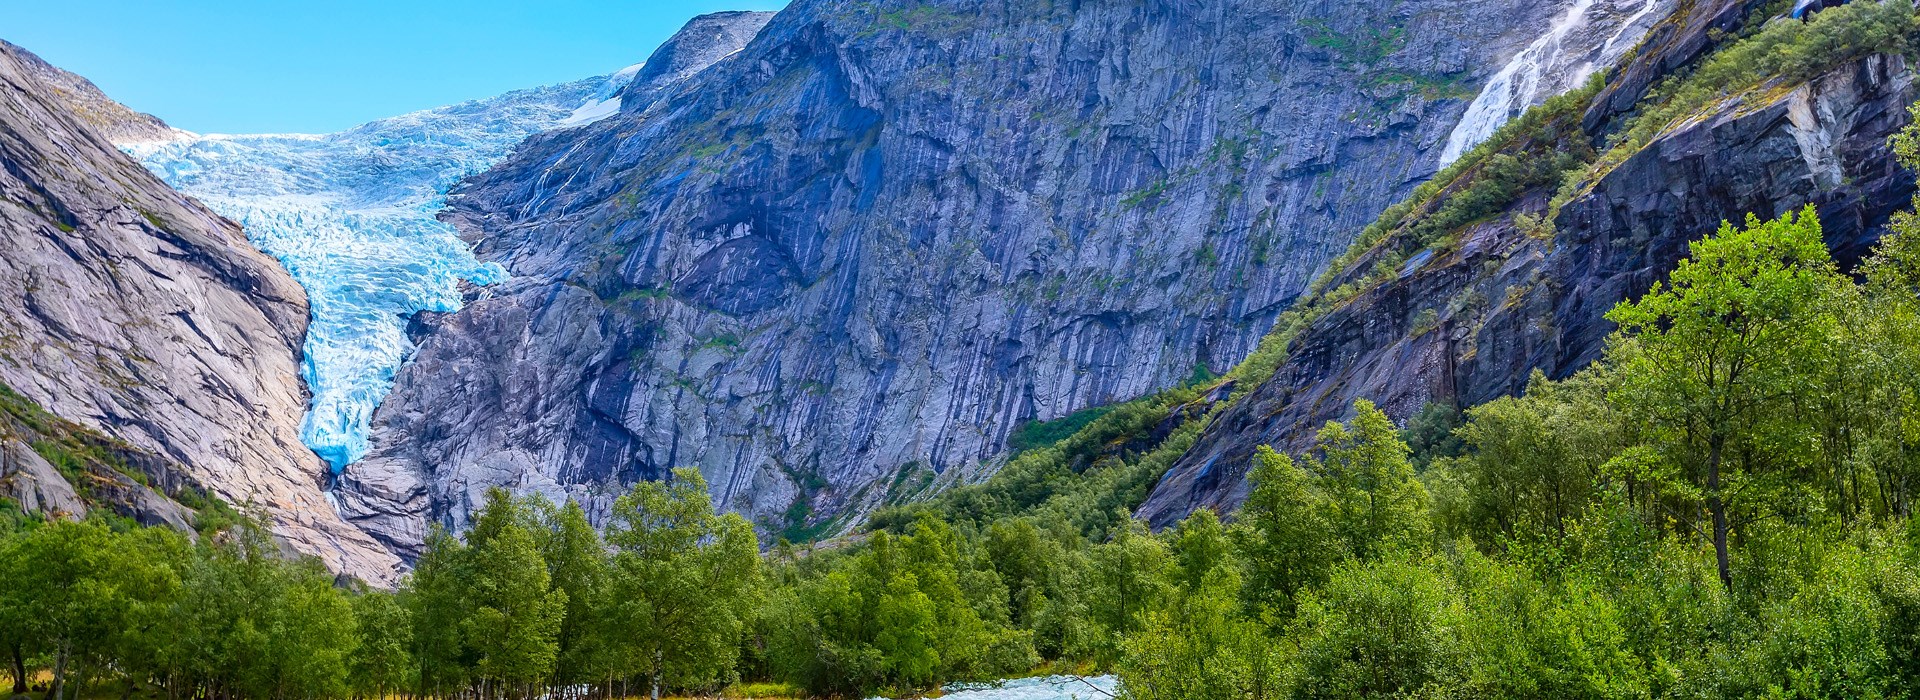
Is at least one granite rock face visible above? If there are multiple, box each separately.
[0,41,401,581]
[0,39,187,144]
[346,0,1659,550]
[620,11,778,112]
[1138,7,1919,524]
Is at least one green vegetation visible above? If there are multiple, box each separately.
[1006,405,1116,455]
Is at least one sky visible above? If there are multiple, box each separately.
[2,0,788,134]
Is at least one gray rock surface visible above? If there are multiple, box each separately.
[0,41,400,581]
[345,0,1653,550]
[620,11,778,112]
[1138,21,1918,524]
[0,439,86,520]
[0,39,187,144]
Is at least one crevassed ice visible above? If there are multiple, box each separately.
[1438,0,1668,166]
[126,68,641,471]
[871,676,1119,700]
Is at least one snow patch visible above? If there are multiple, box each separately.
[560,62,645,128]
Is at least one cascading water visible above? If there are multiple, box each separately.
[872,676,1119,700]
[1438,0,1669,166]
[125,67,641,471]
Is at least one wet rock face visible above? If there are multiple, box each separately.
[348,0,1612,550]
[0,42,401,582]
[1139,51,1919,526]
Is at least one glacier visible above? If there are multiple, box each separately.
[125,67,641,471]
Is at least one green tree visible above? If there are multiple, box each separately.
[873,573,939,687]
[409,526,473,697]
[352,591,416,700]
[537,498,611,689]
[1232,446,1339,619]
[1306,400,1433,560]
[1442,371,1622,546]
[1605,206,1848,589]
[463,489,566,698]
[1291,557,1467,699]
[1120,566,1284,700]
[606,469,759,700]
[1083,520,1173,666]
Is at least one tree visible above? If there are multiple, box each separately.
[1306,400,1433,561]
[1443,371,1622,546]
[1291,557,1467,699]
[463,489,566,698]
[409,526,473,697]
[537,498,611,693]
[873,573,939,687]
[1120,565,1284,700]
[1169,509,1231,593]
[352,591,416,700]
[1232,446,1339,619]
[1605,206,1848,589]
[1083,520,1173,666]
[605,468,759,700]
[2,520,129,700]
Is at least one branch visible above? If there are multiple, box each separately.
[1066,675,1117,699]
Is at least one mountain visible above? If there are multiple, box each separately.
[0,39,188,144]
[0,40,400,580]
[341,0,1671,549]
[1138,0,1920,524]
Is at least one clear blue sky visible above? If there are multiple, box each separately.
[2,1,788,134]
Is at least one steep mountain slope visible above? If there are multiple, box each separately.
[1140,0,1920,524]
[0,41,400,580]
[348,0,1671,547]
[0,39,187,144]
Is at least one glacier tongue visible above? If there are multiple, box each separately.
[126,72,630,471]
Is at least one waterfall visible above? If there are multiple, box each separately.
[1437,0,1665,167]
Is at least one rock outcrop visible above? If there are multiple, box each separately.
[1139,0,1918,524]
[0,41,399,581]
[0,39,187,144]
[346,0,1669,550]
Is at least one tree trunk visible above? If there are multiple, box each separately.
[649,649,662,700]
[10,643,26,694]
[48,637,70,700]
[1707,437,1733,590]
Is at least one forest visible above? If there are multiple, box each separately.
[8,4,1920,699]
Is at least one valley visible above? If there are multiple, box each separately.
[3,0,1920,698]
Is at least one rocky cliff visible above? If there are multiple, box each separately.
[348,0,1671,549]
[0,41,400,580]
[0,39,187,144]
[1139,0,1920,524]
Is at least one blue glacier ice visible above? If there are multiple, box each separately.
[126,67,642,471]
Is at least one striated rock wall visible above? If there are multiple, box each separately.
[346,0,1658,551]
[0,41,400,581]
[1139,7,1919,524]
